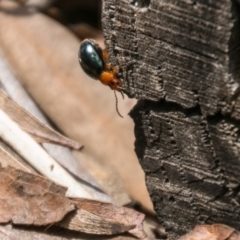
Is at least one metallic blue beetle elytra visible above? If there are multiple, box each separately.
[78,39,124,117]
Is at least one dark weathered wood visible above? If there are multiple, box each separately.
[102,0,240,239]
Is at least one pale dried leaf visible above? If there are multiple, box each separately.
[0,141,31,172]
[0,109,91,198]
[0,146,18,168]
[0,166,75,225]
[0,89,81,149]
[0,53,112,203]
[179,224,240,240]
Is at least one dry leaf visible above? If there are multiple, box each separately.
[0,53,113,203]
[0,224,64,240]
[0,109,92,198]
[0,140,35,172]
[0,89,82,150]
[0,223,137,240]
[179,224,240,240]
[0,166,153,239]
[0,166,75,225]
[59,199,151,240]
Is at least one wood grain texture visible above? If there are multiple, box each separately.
[102,0,240,239]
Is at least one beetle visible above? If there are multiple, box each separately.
[78,39,124,118]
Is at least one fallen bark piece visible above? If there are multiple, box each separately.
[59,199,152,240]
[179,224,240,240]
[0,89,82,150]
[0,166,75,225]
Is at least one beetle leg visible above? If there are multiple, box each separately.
[119,90,125,99]
[114,90,123,118]
[105,63,112,71]
[102,49,112,70]
[112,66,119,76]
[102,49,109,62]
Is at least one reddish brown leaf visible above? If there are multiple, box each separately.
[0,224,63,240]
[179,224,240,240]
[0,166,153,239]
[59,199,150,239]
[0,223,138,240]
[0,166,75,225]
[229,231,240,240]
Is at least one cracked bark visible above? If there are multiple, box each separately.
[102,0,240,239]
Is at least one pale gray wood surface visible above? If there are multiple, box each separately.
[102,0,240,239]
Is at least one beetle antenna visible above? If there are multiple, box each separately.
[119,90,125,100]
[114,90,123,118]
